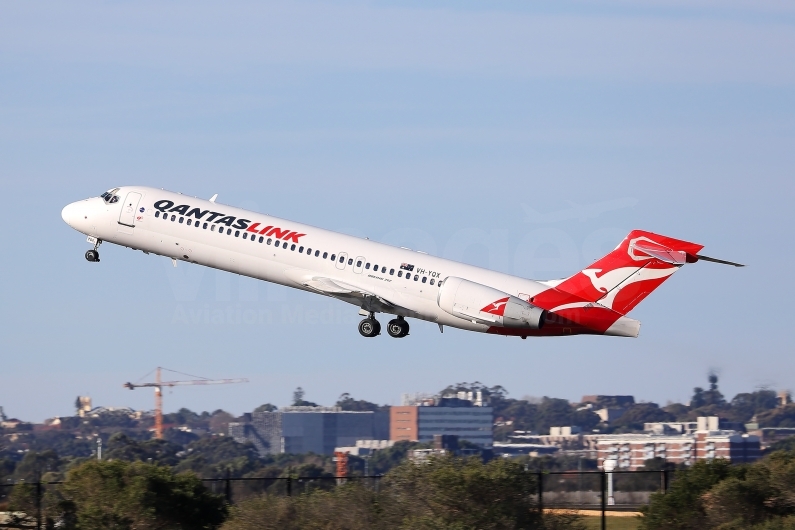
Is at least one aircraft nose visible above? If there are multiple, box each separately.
[61,201,83,229]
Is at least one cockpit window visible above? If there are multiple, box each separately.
[101,188,120,204]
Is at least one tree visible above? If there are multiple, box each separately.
[335,393,383,412]
[609,403,675,433]
[291,387,318,407]
[728,390,778,423]
[74,396,82,415]
[49,460,226,529]
[174,436,262,478]
[104,432,182,466]
[0,405,7,422]
[534,397,574,434]
[222,456,580,530]
[757,404,795,428]
[640,458,738,529]
[253,403,277,413]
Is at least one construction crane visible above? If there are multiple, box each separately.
[124,367,248,439]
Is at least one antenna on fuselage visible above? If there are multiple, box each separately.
[209,194,218,203]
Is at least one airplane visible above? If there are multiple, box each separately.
[61,187,743,339]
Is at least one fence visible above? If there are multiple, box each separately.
[1,469,674,529]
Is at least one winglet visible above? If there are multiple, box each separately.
[209,194,218,203]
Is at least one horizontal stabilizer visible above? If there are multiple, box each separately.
[695,254,745,267]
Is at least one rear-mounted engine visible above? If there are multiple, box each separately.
[437,277,546,329]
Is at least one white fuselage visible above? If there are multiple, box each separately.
[62,186,552,334]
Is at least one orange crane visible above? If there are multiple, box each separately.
[124,367,248,439]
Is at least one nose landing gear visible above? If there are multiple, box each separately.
[358,315,381,338]
[387,317,409,338]
[85,238,102,262]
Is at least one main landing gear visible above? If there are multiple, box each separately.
[358,313,410,338]
[387,316,410,338]
[85,238,102,262]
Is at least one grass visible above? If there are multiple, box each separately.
[580,516,642,530]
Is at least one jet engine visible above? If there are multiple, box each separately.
[437,277,546,329]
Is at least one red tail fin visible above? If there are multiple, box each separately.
[554,230,704,314]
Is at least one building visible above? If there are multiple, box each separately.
[229,406,389,456]
[334,439,395,456]
[390,395,493,448]
[596,420,761,471]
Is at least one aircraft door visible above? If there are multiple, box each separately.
[119,192,142,227]
[353,256,365,274]
[335,252,348,270]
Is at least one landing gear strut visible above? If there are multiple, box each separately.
[358,314,381,338]
[85,239,102,262]
[387,316,409,338]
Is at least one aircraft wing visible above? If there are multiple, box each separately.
[284,268,405,313]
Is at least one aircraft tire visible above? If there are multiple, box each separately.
[387,319,409,338]
[358,318,380,338]
[85,250,100,262]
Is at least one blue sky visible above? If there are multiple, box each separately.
[1,0,793,421]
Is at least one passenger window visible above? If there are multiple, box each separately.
[299,246,304,253]
[235,231,240,237]
[171,215,176,221]
[315,250,320,257]
[382,267,387,273]
[203,223,208,229]
[179,217,184,224]
[414,275,418,281]
[398,271,403,278]
[348,258,353,265]
[422,277,427,283]
[211,225,216,232]
[356,261,362,267]
[307,248,312,254]
[365,263,370,269]
[155,211,160,218]
[389,268,394,275]
[259,236,264,243]
[438,280,444,287]
[267,238,272,245]
[187,219,192,226]
[430,279,435,285]
[291,244,296,251]
[330,254,335,261]
[243,232,248,239]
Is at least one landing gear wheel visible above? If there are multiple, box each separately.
[85,250,100,262]
[386,317,409,339]
[358,318,381,338]
[387,318,409,338]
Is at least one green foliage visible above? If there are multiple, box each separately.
[640,451,795,530]
[48,460,226,529]
[758,404,795,428]
[291,387,318,407]
[174,436,262,478]
[335,393,384,412]
[104,432,182,466]
[367,441,428,475]
[252,403,277,413]
[767,436,795,454]
[609,404,675,433]
[12,450,62,481]
[223,456,582,530]
[640,458,739,529]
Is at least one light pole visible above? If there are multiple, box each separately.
[603,458,616,506]
[97,437,102,461]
